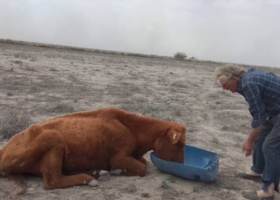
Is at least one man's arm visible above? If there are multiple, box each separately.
[242,125,262,156]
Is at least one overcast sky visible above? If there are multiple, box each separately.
[0,0,279,67]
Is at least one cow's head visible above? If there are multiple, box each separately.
[154,123,186,163]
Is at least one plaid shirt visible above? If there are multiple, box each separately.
[237,68,280,128]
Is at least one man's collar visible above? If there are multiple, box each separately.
[236,75,243,95]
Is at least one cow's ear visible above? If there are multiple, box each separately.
[167,130,181,144]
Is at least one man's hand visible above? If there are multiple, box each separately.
[242,139,254,156]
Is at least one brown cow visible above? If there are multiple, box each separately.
[0,107,186,190]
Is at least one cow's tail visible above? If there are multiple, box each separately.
[0,148,2,172]
[0,149,27,196]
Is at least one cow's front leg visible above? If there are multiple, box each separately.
[110,155,147,177]
[138,157,147,165]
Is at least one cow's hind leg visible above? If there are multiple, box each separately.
[40,147,97,189]
[110,155,147,177]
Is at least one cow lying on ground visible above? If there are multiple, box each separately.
[0,107,186,190]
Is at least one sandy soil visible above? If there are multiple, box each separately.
[0,41,280,200]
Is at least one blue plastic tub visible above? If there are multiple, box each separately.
[150,145,219,182]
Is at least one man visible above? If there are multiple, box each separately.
[214,64,280,200]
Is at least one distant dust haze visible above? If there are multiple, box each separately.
[0,0,279,67]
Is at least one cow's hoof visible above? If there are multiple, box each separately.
[110,169,122,175]
[88,179,99,187]
[98,170,110,181]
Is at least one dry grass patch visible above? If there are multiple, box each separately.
[0,107,33,139]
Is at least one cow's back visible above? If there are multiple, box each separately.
[0,108,150,175]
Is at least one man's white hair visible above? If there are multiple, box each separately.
[214,64,246,84]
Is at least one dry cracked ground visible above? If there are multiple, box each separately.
[0,41,280,200]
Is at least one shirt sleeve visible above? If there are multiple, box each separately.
[242,84,266,128]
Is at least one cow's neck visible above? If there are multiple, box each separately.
[118,113,169,152]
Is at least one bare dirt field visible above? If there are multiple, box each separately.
[0,41,280,200]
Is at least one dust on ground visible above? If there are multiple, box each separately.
[0,41,279,200]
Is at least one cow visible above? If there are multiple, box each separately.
[0,107,186,190]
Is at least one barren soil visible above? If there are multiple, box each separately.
[0,41,280,200]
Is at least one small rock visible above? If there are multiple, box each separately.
[141,193,150,198]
